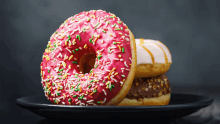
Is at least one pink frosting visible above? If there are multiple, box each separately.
[40,10,132,106]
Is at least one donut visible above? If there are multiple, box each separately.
[118,75,171,106]
[135,38,172,78]
[40,10,137,106]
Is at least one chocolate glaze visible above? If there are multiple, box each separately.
[125,75,171,99]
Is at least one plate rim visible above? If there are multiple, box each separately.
[16,93,214,110]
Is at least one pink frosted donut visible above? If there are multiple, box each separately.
[40,10,137,106]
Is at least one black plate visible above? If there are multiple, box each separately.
[16,93,213,123]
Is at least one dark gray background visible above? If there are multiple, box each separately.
[1,0,220,123]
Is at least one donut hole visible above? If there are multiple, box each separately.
[79,52,96,74]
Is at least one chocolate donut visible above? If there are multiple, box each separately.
[118,75,171,106]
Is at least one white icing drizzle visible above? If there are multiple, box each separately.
[135,39,172,65]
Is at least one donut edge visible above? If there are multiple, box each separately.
[117,93,171,106]
[135,63,172,78]
[105,28,137,106]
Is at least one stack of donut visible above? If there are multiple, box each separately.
[118,38,172,106]
[40,10,172,106]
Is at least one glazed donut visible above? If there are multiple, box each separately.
[118,75,171,106]
[40,10,137,106]
[135,38,172,78]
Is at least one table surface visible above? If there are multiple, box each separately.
[2,86,220,124]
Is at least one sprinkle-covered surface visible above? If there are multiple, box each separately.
[40,10,133,106]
